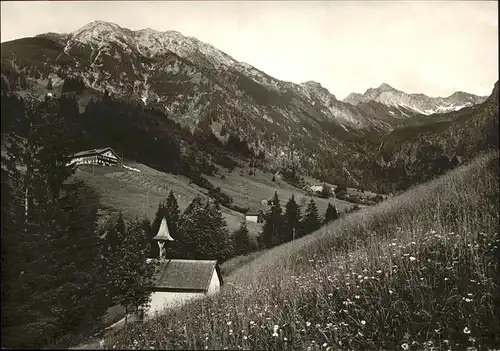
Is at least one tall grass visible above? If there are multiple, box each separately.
[110,152,499,350]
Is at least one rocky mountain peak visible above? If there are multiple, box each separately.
[301,81,337,100]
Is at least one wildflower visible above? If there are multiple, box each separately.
[323,343,328,347]
[227,321,232,326]
[389,289,394,294]
[360,320,366,326]
[354,295,360,299]
[444,277,449,281]
[401,343,409,350]
[409,256,417,261]
[464,298,472,303]
[463,326,471,334]
[306,321,311,327]
[376,270,382,274]
[283,337,288,341]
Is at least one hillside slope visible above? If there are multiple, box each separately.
[73,160,356,238]
[375,81,499,190]
[110,151,499,350]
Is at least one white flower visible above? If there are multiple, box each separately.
[273,325,279,332]
[409,256,417,261]
[323,343,328,347]
[376,270,382,274]
[243,336,248,340]
[463,326,471,334]
[227,321,232,326]
[354,295,360,299]
[401,343,409,350]
[360,320,366,325]
[306,321,311,327]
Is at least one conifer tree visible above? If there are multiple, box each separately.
[178,197,232,261]
[1,97,108,348]
[300,198,321,237]
[232,220,251,256]
[177,196,205,259]
[104,216,155,322]
[260,191,283,248]
[283,194,300,243]
[324,202,339,224]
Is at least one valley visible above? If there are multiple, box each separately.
[1,11,498,351]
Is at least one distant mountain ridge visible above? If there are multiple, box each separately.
[344,82,487,116]
[1,20,497,192]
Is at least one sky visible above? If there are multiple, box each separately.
[1,1,498,99]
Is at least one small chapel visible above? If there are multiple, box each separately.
[143,217,223,318]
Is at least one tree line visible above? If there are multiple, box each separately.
[257,192,340,249]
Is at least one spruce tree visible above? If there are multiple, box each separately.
[164,190,183,257]
[283,194,300,243]
[232,220,251,256]
[104,216,155,322]
[300,198,321,237]
[259,191,283,248]
[177,196,205,259]
[207,201,233,261]
[324,202,339,224]
[1,97,108,348]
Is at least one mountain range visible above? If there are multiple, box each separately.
[1,20,498,191]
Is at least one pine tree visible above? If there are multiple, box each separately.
[260,191,283,248]
[1,97,108,348]
[104,216,156,322]
[178,197,232,262]
[320,183,332,198]
[324,202,339,224]
[47,77,53,90]
[164,190,183,258]
[300,198,321,237]
[207,201,233,261]
[177,196,205,259]
[232,221,251,256]
[283,194,300,243]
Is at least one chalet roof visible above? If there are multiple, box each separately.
[71,147,119,159]
[153,218,174,241]
[152,259,223,292]
[246,211,262,216]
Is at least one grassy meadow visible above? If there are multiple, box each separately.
[73,160,356,238]
[108,151,499,350]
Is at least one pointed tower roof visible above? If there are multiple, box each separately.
[153,218,174,241]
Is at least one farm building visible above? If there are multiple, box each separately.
[144,218,223,318]
[245,211,264,223]
[68,147,121,167]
